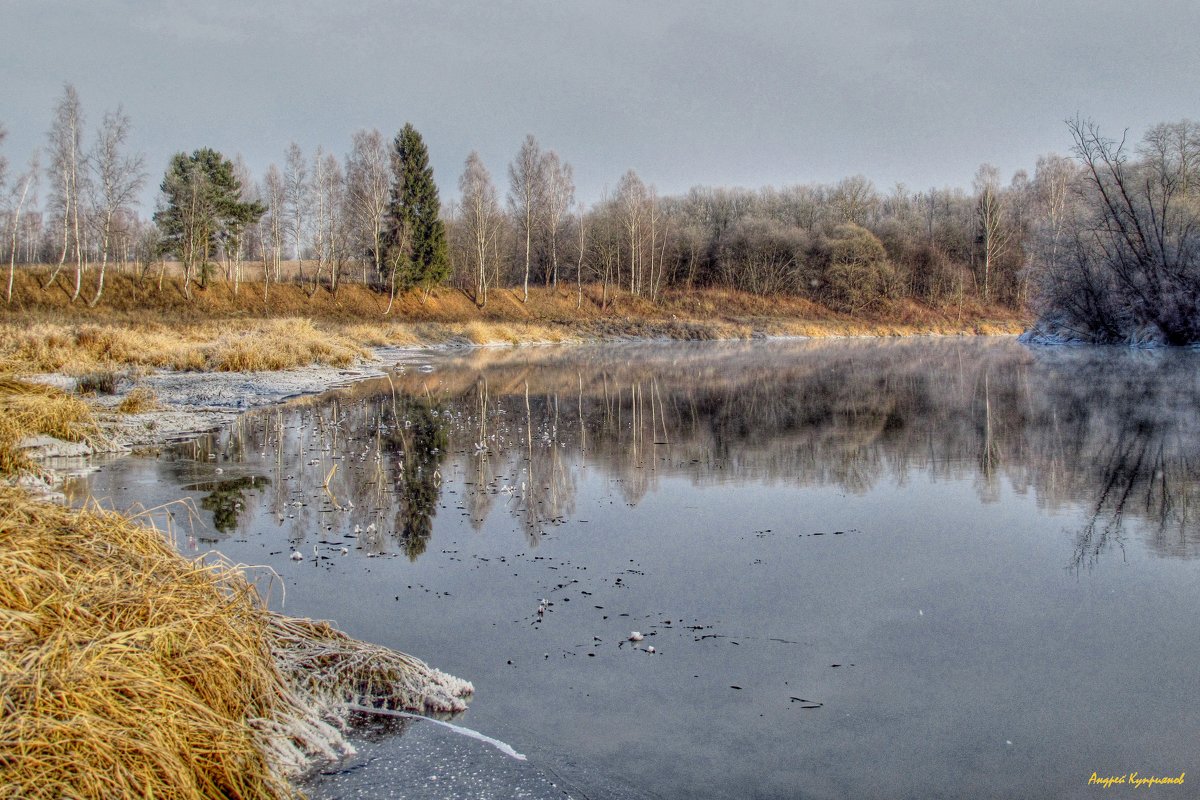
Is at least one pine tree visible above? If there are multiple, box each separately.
[154,148,265,298]
[382,123,448,308]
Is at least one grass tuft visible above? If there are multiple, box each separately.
[0,487,474,798]
[76,369,121,395]
[116,386,158,414]
[0,378,103,476]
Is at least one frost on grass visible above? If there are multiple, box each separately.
[0,487,472,799]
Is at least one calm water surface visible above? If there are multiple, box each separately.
[69,338,1200,799]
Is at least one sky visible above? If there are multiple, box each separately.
[2,0,1197,212]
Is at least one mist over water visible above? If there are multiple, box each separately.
[70,338,1200,799]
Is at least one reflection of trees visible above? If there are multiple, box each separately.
[379,397,449,560]
[148,339,1200,564]
[1028,351,1200,566]
[380,341,1200,562]
[198,476,270,533]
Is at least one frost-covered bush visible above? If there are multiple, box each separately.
[1027,119,1200,346]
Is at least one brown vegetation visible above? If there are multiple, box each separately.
[0,486,473,799]
[116,385,157,414]
[0,377,102,476]
[0,268,1026,377]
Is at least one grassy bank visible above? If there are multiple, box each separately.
[0,486,474,799]
[1,269,1027,375]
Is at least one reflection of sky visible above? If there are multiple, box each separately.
[68,338,1200,800]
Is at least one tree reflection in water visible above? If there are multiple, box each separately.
[148,339,1200,564]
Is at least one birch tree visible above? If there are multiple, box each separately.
[542,151,574,289]
[226,155,259,296]
[345,129,390,285]
[86,106,145,306]
[261,163,286,285]
[457,151,503,307]
[574,202,589,307]
[508,135,546,302]
[973,163,1009,302]
[44,84,86,297]
[284,142,308,282]
[6,146,40,302]
[311,148,345,293]
[615,170,647,295]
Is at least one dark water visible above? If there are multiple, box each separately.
[68,338,1200,799]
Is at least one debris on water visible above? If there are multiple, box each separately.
[790,697,823,709]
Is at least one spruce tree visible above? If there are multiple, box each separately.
[383,123,448,304]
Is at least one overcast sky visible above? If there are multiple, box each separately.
[2,0,1197,211]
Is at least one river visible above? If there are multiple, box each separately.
[66,337,1200,799]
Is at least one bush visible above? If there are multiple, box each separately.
[813,224,895,312]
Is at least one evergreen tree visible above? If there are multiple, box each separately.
[382,123,448,306]
[154,148,265,297]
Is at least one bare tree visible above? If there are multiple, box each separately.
[615,170,648,295]
[574,201,589,307]
[7,146,40,302]
[508,134,546,302]
[344,129,390,286]
[542,151,575,289]
[284,142,308,283]
[227,154,258,296]
[311,148,345,293]
[830,175,877,225]
[261,163,286,287]
[1028,118,1200,344]
[44,84,87,297]
[458,151,503,307]
[973,163,1009,302]
[86,106,145,306]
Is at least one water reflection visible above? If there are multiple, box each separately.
[185,476,271,534]
[69,339,1200,564]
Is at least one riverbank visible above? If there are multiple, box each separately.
[0,484,475,799]
[1,270,1025,476]
[1,270,1025,375]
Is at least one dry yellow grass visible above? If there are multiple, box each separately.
[0,378,104,478]
[0,319,371,376]
[0,488,299,799]
[0,416,32,476]
[116,386,158,414]
[208,319,368,372]
[0,269,1029,379]
[0,487,474,799]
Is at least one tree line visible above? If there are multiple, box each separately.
[3,85,1197,341]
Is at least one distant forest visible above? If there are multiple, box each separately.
[2,85,1197,343]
